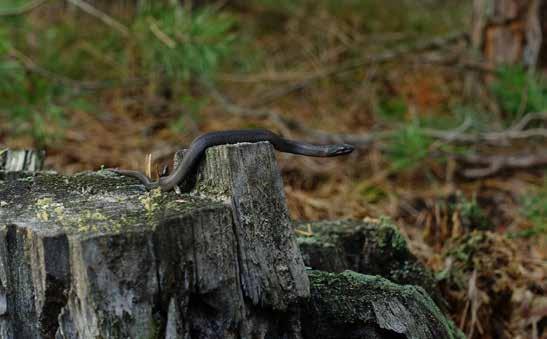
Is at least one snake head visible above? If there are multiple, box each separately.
[329,144,354,156]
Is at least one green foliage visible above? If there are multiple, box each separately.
[0,24,66,146]
[513,179,547,238]
[0,26,10,55]
[250,0,301,13]
[323,0,469,34]
[454,194,494,231]
[359,185,387,204]
[134,5,236,81]
[377,97,407,122]
[0,74,66,145]
[386,122,433,171]
[0,3,243,145]
[491,65,547,123]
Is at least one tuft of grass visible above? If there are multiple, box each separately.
[454,194,494,231]
[513,178,547,238]
[386,121,433,171]
[491,65,547,124]
[377,97,407,122]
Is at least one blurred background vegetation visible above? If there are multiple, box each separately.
[0,0,545,338]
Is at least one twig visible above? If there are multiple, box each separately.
[206,80,546,149]
[243,32,468,104]
[217,32,467,106]
[148,17,176,49]
[457,151,547,178]
[415,56,497,74]
[66,0,129,36]
[9,47,145,90]
[9,48,98,89]
[422,127,547,144]
[510,112,547,131]
[203,80,378,146]
[321,31,468,77]
[0,0,50,16]
[422,112,547,145]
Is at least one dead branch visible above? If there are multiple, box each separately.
[457,151,547,179]
[415,56,497,74]
[147,17,176,48]
[422,112,547,145]
[0,0,50,16]
[327,31,468,76]
[9,48,100,89]
[9,48,145,90]
[207,78,546,151]
[203,80,379,146]
[66,0,129,36]
[510,112,547,131]
[219,32,467,105]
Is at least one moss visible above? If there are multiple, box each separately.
[375,217,409,252]
[306,270,464,339]
[296,234,336,248]
[296,218,445,313]
[139,187,164,218]
[1,171,226,237]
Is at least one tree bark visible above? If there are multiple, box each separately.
[539,0,547,68]
[471,0,545,69]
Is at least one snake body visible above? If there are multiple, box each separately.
[110,129,354,191]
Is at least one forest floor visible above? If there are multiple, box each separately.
[1,1,545,338]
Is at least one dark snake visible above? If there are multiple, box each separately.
[109,129,354,191]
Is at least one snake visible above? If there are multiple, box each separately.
[109,129,354,192]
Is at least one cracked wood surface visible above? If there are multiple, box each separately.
[0,142,309,338]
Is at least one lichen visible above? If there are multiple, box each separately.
[35,197,65,222]
[306,270,465,339]
[139,188,163,216]
[1,171,226,237]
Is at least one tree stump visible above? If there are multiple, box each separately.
[303,271,463,339]
[295,218,443,308]
[0,149,44,172]
[0,142,461,338]
[0,142,308,338]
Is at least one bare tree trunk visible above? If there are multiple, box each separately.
[471,0,545,69]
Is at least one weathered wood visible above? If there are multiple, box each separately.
[302,270,463,339]
[0,149,45,172]
[296,218,443,308]
[0,142,308,338]
[192,142,309,309]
